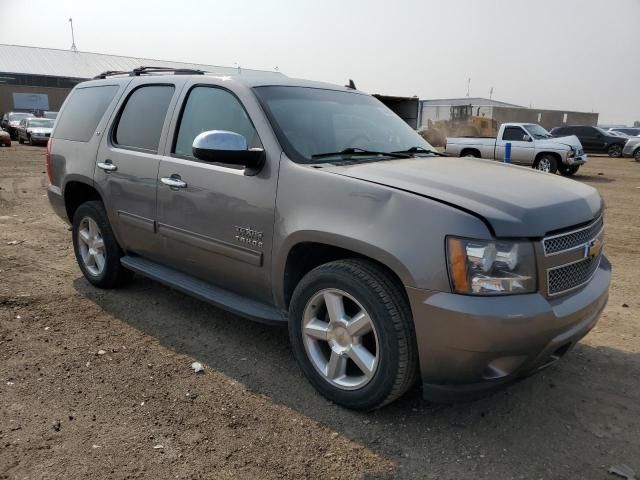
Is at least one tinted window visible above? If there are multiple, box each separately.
[502,126,526,141]
[174,86,260,157]
[115,85,175,152]
[54,86,118,142]
[576,127,596,137]
[254,86,434,163]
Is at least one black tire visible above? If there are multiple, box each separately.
[559,164,580,177]
[634,149,640,162]
[534,154,558,174]
[289,259,418,410]
[72,201,133,289]
[18,136,23,144]
[28,135,33,146]
[608,144,622,158]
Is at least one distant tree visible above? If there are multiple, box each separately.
[634,120,640,127]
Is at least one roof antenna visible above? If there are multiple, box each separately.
[69,18,78,52]
[346,79,356,90]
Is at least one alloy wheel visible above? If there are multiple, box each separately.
[302,289,379,390]
[537,158,551,172]
[77,217,106,276]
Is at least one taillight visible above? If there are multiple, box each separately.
[45,138,53,183]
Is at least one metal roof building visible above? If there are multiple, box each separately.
[0,44,283,114]
[421,97,524,108]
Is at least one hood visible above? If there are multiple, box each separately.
[28,127,52,134]
[321,156,602,237]
[540,135,582,150]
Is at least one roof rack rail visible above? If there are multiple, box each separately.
[93,66,206,79]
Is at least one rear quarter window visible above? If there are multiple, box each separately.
[54,85,119,142]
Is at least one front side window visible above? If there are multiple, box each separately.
[114,85,175,152]
[254,86,434,163]
[502,126,526,141]
[174,86,261,158]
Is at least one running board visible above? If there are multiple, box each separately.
[120,255,286,325]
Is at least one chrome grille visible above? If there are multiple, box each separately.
[548,255,601,296]
[544,216,603,255]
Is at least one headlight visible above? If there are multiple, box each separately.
[447,237,537,295]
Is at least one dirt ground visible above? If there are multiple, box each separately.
[1,143,639,480]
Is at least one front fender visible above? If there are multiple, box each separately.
[271,158,492,307]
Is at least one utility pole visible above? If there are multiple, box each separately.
[466,77,471,97]
[489,87,494,100]
[69,18,77,52]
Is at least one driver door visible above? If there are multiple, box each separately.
[155,84,279,304]
[495,126,535,165]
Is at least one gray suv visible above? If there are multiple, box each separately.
[46,67,610,410]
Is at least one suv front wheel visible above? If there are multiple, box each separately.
[289,259,418,410]
[72,201,133,288]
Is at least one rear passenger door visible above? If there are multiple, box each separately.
[95,78,184,261]
[495,126,535,164]
[576,127,600,153]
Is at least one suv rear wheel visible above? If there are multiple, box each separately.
[72,201,133,288]
[289,259,418,410]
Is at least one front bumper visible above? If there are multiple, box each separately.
[406,256,610,402]
[30,134,50,144]
[566,154,587,166]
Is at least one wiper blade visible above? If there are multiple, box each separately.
[311,147,411,160]
[392,146,448,157]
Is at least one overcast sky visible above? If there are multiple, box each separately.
[1,0,638,125]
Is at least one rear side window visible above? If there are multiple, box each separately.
[54,85,118,142]
[502,126,526,141]
[114,85,175,152]
[173,86,260,157]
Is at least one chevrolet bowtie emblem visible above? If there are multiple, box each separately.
[584,238,603,259]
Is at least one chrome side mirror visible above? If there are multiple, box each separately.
[522,134,532,142]
[192,130,265,175]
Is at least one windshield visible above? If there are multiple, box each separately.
[9,113,30,121]
[523,124,552,139]
[28,119,54,128]
[254,86,434,163]
[43,112,58,119]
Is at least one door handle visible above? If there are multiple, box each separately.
[161,176,187,189]
[97,161,117,172]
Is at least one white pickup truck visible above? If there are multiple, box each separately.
[445,123,587,176]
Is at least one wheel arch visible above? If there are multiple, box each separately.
[460,148,481,158]
[276,235,413,311]
[63,179,103,223]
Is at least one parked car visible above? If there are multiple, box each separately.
[43,111,58,120]
[16,117,55,145]
[1,111,32,139]
[47,68,610,410]
[608,127,640,137]
[607,130,630,138]
[622,137,640,161]
[445,123,586,175]
[0,128,11,147]
[550,125,628,157]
